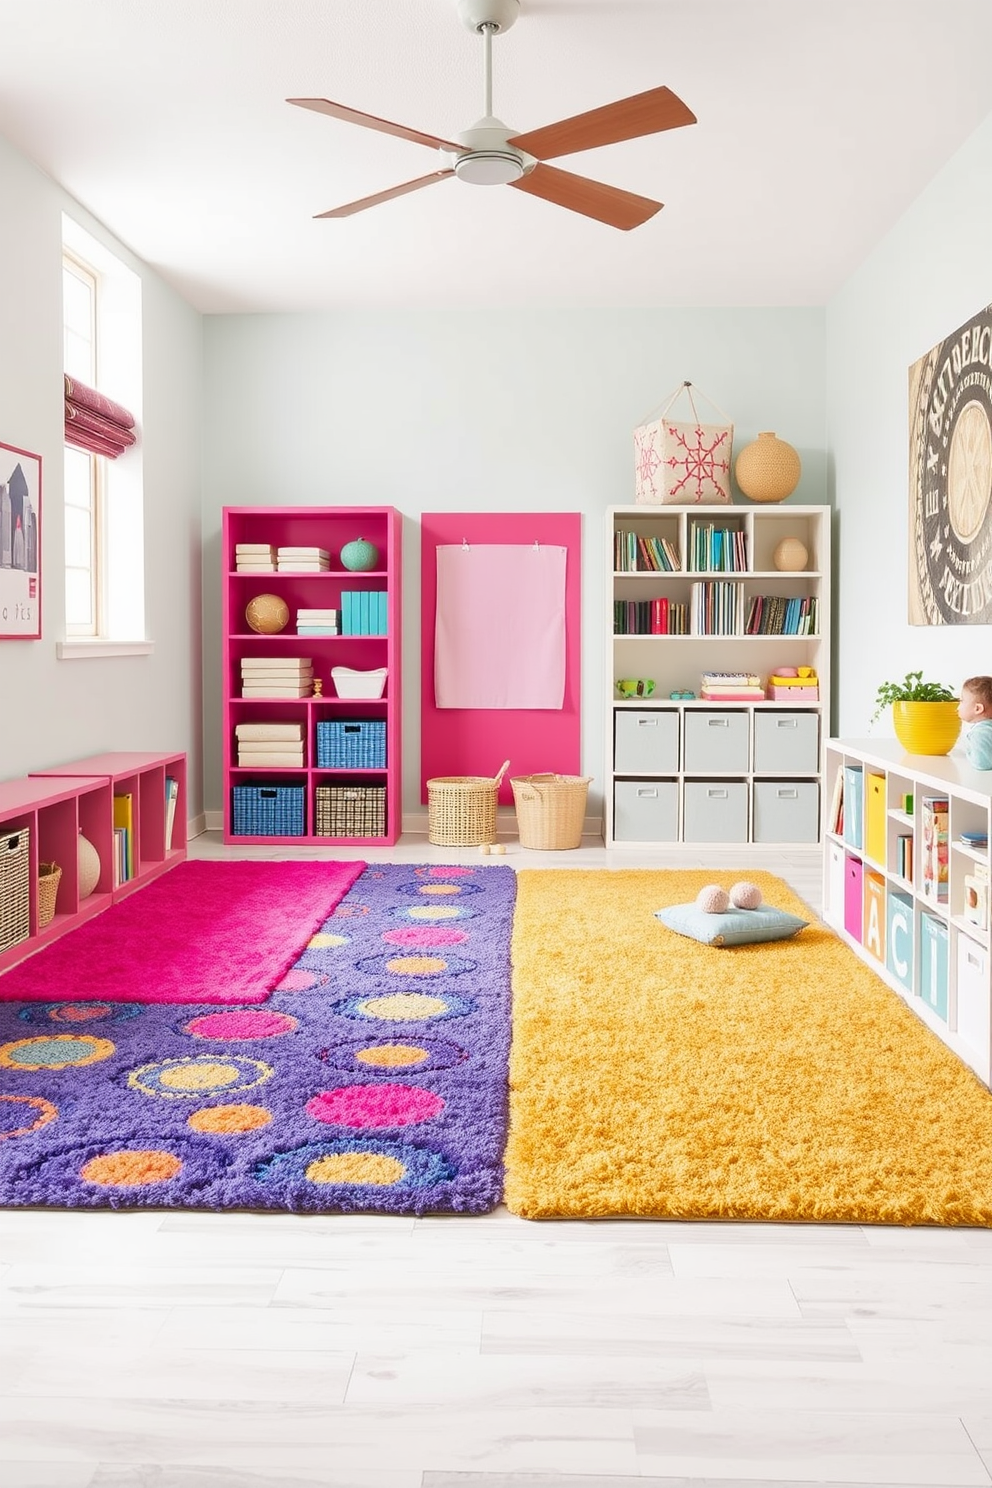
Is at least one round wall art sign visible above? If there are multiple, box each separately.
[910,301,992,625]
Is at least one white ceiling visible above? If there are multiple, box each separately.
[2,0,992,315]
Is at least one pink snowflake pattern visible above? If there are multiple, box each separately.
[635,425,664,498]
[665,423,731,502]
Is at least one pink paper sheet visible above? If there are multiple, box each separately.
[434,544,567,709]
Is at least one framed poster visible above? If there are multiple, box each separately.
[0,441,42,639]
[909,303,992,625]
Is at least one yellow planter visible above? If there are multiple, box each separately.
[892,701,961,756]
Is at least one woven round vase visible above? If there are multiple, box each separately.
[340,537,379,572]
[773,536,809,571]
[735,432,802,503]
[78,832,101,899]
[892,702,961,756]
[245,593,289,634]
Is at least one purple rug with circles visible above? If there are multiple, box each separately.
[0,862,516,1215]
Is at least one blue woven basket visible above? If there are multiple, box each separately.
[316,719,386,770]
[232,784,305,837]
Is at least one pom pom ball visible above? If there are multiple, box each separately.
[695,884,730,914]
[729,880,763,910]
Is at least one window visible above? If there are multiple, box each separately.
[62,254,101,636]
[60,216,147,654]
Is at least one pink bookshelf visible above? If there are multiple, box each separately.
[222,506,402,845]
[31,751,187,900]
[1,751,186,974]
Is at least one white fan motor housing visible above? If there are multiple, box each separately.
[457,0,520,34]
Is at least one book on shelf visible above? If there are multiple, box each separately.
[702,671,761,686]
[277,546,330,559]
[240,656,313,670]
[921,795,950,903]
[240,662,314,675]
[235,561,277,572]
[112,792,134,883]
[828,769,844,835]
[241,683,313,698]
[236,543,276,554]
[235,722,304,741]
[296,627,338,636]
[164,775,179,849]
[701,686,765,699]
[296,608,339,622]
[277,562,330,573]
[237,750,305,767]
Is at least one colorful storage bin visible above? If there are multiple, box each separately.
[0,826,31,953]
[232,784,305,837]
[316,719,386,770]
[315,785,386,838]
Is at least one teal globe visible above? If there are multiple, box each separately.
[340,537,379,572]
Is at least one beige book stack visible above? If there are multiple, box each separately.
[235,543,277,572]
[277,546,330,573]
[235,720,305,767]
[240,657,313,698]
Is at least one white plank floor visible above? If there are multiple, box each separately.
[3,833,992,1488]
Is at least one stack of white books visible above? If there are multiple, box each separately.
[240,657,313,698]
[277,546,330,573]
[296,607,339,636]
[235,543,277,572]
[235,720,305,768]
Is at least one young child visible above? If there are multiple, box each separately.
[958,675,992,768]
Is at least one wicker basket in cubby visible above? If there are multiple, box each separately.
[0,826,31,952]
[37,862,62,929]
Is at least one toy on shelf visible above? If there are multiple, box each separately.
[768,665,819,701]
[616,678,655,699]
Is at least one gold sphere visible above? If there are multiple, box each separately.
[245,593,289,634]
[773,536,809,572]
[735,431,801,503]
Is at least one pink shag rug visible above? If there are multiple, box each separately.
[0,859,367,1005]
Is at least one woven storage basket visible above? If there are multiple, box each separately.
[37,862,62,929]
[510,774,592,850]
[0,826,31,952]
[427,761,509,847]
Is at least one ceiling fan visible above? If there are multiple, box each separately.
[288,0,696,231]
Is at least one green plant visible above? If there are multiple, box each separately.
[872,670,956,724]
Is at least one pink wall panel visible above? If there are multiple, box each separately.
[421,513,581,803]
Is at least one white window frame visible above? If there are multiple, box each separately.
[62,252,102,638]
[58,215,150,660]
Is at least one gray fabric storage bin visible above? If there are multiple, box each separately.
[613,780,679,842]
[683,780,748,843]
[614,709,679,773]
[753,711,819,774]
[753,780,820,843]
[683,711,749,773]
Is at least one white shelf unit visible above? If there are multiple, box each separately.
[605,504,831,849]
[823,738,992,1088]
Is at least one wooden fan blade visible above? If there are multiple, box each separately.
[509,162,662,230]
[509,85,695,161]
[288,97,462,154]
[314,170,455,219]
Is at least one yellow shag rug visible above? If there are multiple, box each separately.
[504,869,992,1225]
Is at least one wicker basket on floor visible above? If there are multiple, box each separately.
[37,862,62,928]
[427,760,510,847]
[510,774,593,850]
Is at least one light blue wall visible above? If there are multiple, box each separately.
[202,308,827,819]
[827,112,992,737]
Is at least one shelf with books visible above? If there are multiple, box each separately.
[606,505,830,850]
[222,506,401,845]
[823,738,992,1087]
